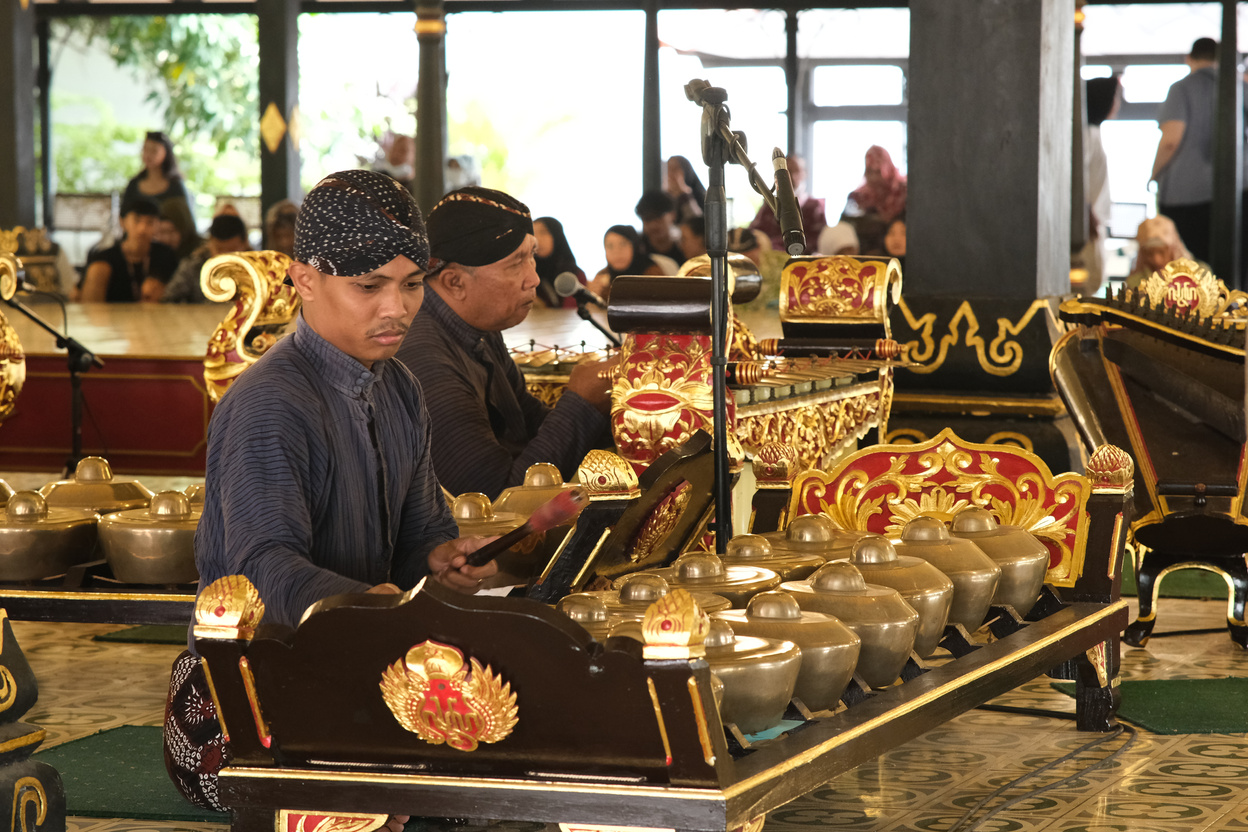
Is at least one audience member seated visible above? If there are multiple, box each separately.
[264,199,300,257]
[748,154,827,255]
[843,145,907,255]
[1127,215,1195,289]
[78,197,179,303]
[680,215,707,261]
[396,186,613,500]
[817,221,860,256]
[666,155,706,223]
[589,224,666,301]
[153,206,186,264]
[732,227,789,312]
[122,131,199,261]
[635,190,686,265]
[884,215,907,258]
[162,214,252,304]
[534,216,584,308]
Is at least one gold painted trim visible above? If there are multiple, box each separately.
[220,766,725,801]
[1060,298,1245,357]
[239,656,272,748]
[892,392,1066,417]
[0,609,6,653]
[897,298,1048,377]
[0,589,195,603]
[1100,353,1164,530]
[645,677,673,766]
[1148,561,1245,628]
[570,528,614,589]
[687,677,717,767]
[11,776,47,832]
[1108,513,1124,578]
[199,658,231,744]
[721,600,1130,798]
[0,729,43,754]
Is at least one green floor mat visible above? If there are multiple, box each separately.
[92,625,188,645]
[1052,677,1248,734]
[1119,552,1230,599]
[34,725,227,822]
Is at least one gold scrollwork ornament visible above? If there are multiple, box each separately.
[202,251,299,402]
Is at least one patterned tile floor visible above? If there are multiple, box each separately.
[12,596,1248,832]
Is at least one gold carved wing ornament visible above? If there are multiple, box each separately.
[380,640,518,752]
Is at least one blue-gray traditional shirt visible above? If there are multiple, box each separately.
[194,315,458,630]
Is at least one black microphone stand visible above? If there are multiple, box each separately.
[685,79,797,554]
[3,295,104,473]
[574,300,622,348]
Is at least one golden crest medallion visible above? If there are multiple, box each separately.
[380,640,517,752]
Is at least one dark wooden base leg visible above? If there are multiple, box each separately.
[1074,636,1120,732]
[230,807,276,832]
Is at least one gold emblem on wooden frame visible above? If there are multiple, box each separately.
[194,575,266,640]
[1137,258,1248,319]
[202,251,299,402]
[380,640,518,752]
[642,588,710,660]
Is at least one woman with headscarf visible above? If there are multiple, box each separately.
[666,156,707,224]
[1127,215,1195,289]
[533,216,584,308]
[588,225,664,301]
[122,131,199,260]
[845,146,907,254]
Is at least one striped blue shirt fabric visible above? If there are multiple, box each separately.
[194,314,458,630]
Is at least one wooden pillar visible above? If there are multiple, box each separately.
[257,0,302,222]
[0,0,36,229]
[415,0,447,212]
[1071,11,1087,252]
[642,0,661,192]
[785,9,800,156]
[907,0,1072,299]
[37,16,52,230]
[889,0,1079,476]
[1211,0,1242,289]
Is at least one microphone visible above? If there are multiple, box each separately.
[553,271,606,309]
[772,148,806,256]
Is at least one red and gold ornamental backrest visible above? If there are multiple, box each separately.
[787,428,1092,586]
[779,255,902,331]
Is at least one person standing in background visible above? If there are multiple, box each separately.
[123,131,199,260]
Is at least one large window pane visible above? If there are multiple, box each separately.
[1081,3,1224,54]
[812,65,905,107]
[444,11,645,271]
[798,9,910,60]
[659,10,787,229]
[1121,64,1188,103]
[810,121,906,223]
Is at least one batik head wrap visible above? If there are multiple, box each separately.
[294,169,430,276]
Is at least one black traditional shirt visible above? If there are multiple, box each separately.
[396,286,609,499]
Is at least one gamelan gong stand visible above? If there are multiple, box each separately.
[0,256,104,474]
[685,79,805,553]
